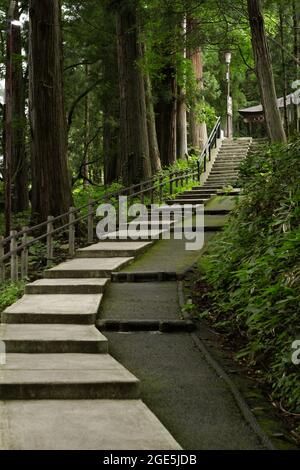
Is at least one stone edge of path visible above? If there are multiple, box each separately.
[176,279,276,451]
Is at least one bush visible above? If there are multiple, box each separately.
[199,138,300,412]
[0,281,25,312]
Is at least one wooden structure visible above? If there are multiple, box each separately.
[239,89,300,135]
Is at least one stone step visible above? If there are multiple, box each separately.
[2,294,103,325]
[209,173,238,177]
[0,324,108,353]
[25,278,110,295]
[182,191,216,196]
[213,163,241,167]
[181,191,214,199]
[76,241,153,259]
[0,399,180,450]
[44,257,133,279]
[216,158,245,162]
[0,353,140,400]
[206,179,236,184]
[98,229,168,241]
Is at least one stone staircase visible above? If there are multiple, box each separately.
[168,138,251,206]
[0,241,180,449]
[0,137,251,450]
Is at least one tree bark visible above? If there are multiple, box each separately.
[116,1,152,185]
[83,64,90,187]
[187,18,207,151]
[176,18,188,160]
[247,0,286,143]
[176,86,188,159]
[292,0,299,79]
[144,72,161,173]
[11,3,28,213]
[155,68,177,166]
[279,3,289,136]
[29,0,72,221]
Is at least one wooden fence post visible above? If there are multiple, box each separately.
[88,199,94,244]
[21,227,29,280]
[47,216,54,266]
[69,207,76,257]
[10,230,18,282]
[140,183,144,205]
[169,173,173,196]
[0,236,5,282]
[159,176,163,203]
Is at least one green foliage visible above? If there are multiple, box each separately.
[199,138,300,412]
[0,281,25,312]
[73,181,124,209]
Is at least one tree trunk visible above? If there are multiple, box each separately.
[11,3,28,213]
[177,18,188,160]
[83,64,90,187]
[247,0,286,143]
[176,87,188,159]
[293,0,299,79]
[155,68,177,166]
[29,0,72,221]
[279,3,289,136]
[103,103,120,185]
[116,1,152,185]
[144,72,161,173]
[187,22,207,152]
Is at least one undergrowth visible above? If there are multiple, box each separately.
[198,138,300,413]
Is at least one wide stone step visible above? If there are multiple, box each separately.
[2,294,103,325]
[0,323,108,354]
[0,399,180,449]
[98,229,168,241]
[25,278,109,295]
[44,257,133,279]
[210,173,238,177]
[175,193,214,199]
[0,324,108,353]
[76,241,153,259]
[0,353,140,399]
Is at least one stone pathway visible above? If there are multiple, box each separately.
[0,138,259,450]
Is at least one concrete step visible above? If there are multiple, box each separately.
[216,158,245,162]
[0,399,180,449]
[209,173,238,177]
[182,191,217,196]
[176,191,214,199]
[25,278,110,295]
[76,241,153,259]
[44,257,133,279]
[0,353,140,399]
[0,324,108,353]
[2,294,103,325]
[167,199,210,206]
[98,229,168,241]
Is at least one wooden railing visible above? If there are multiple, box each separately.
[0,118,221,283]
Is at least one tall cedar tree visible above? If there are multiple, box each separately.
[116,0,152,185]
[247,0,286,142]
[29,0,72,221]
[11,2,28,212]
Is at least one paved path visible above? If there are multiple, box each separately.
[0,138,261,450]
